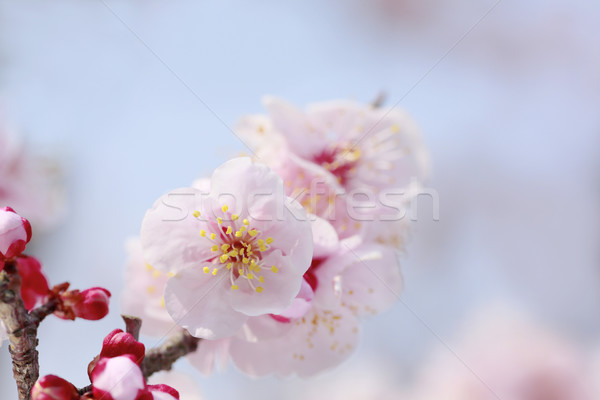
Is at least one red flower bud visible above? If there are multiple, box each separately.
[15,255,50,310]
[73,287,111,321]
[148,384,180,400]
[0,207,32,262]
[31,375,79,400]
[100,329,146,364]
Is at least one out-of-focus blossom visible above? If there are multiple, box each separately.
[140,157,313,339]
[229,229,403,377]
[237,98,428,244]
[31,375,79,400]
[410,307,596,400]
[54,286,111,321]
[0,123,64,230]
[0,206,32,262]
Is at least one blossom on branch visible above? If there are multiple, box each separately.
[0,206,32,262]
[140,157,313,339]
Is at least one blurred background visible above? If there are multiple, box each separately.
[0,0,599,399]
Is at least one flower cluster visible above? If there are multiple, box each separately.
[0,207,111,342]
[128,97,428,376]
[32,329,182,400]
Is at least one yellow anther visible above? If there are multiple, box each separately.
[200,230,206,237]
[219,254,229,263]
[243,219,249,225]
[238,269,244,276]
[225,226,232,234]
[212,268,218,276]
[160,297,165,307]
[226,263,233,270]
[255,286,264,293]
[146,285,156,294]
[257,239,265,245]
[242,258,249,264]
[266,237,274,244]
[271,265,279,273]
[221,244,230,251]
[168,272,175,278]
[193,210,201,218]
[210,233,216,240]
[248,229,258,237]
[203,266,210,274]
[239,248,245,256]
[152,270,161,278]
[254,266,262,273]
[145,263,154,271]
[259,245,267,252]
[217,217,223,225]
[211,245,219,252]
[235,231,243,238]
[247,273,254,280]
[222,205,228,213]
[258,276,265,283]
[231,284,239,290]
[232,214,239,221]
[228,250,239,257]
[239,226,247,232]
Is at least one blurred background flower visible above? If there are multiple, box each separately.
[0,0,598,399]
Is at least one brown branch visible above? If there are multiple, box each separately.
[121,315,142,341]
[0,261,39,400]
[141,329,200,379]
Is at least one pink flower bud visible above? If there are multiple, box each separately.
[0,206,32,262]
[148,384,180,400]
[92,355,147,400]
[15,255,49,310]
[31,375,79,400]
[100,329,146,365]
[73,287,111,321]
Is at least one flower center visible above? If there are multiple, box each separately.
[193,204,279,293]
[312,144,361,186]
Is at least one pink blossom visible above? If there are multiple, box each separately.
[0,124,64,230]
[140,157,313,339]
[411,307,596,400]
[229,231,403,377]
[31,375,79,400]
[238,97,429,193]
[0,206,32,262]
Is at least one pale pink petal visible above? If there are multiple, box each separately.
[164,266,247,339]
[239,315,293,341]
[92,356,146,400]
[275,278,314,320]
[186,338,230,376]
[229,250,303,316]
[141,187,213,273]
[311,217,339,258]
[340,244,403,317]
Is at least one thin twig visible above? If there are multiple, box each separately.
[141,329,200,379]
[121,315,142,341]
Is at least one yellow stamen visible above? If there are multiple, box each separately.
[255,286,264,293]
[222,205,228,212]
[168,272,175,277]
[225,226,232,234]
[232,214,239,221]
[193,210,201,218]
[203,266,210,274]
[242,258,249,264]
[210,233,216,240]
[211,245,219,252]
[226,263,233,270]
[146,285,156,294]
[152,270,161,278]
[231,284,239,290]
[266,237,274,244]
[228,250,239,257]
[248,229,258,237]
[247,273,254,280]
[243,219,249,225]
[212,268,218,276]
[220,254,229,263]
[217,217,223,225]
[235,231,243,238]
[200,230,206,237]
[271,265,279,273]
[221,244,230,251]
[145,263,154,271]
[258,276,264,283]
